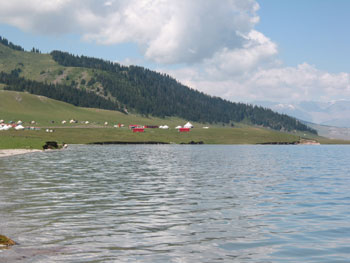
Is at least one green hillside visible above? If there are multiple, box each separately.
[0,37,348,149]
[0,38,92,85]
[0,90,188,127]
[0,37,317,134]
[0,90,348,149]
[1,90,320,149]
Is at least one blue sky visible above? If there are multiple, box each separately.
[0,24,143,63]
[0,0,349,103]
[256,0,350,73]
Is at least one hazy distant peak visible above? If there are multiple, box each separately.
[254,100,350,128]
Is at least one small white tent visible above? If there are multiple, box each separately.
[184,122,193,128]
[175,126,182,129]
[15,125,25,130]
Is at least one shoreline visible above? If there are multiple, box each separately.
[0,149,42,158]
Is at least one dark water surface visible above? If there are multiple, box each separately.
[0,145,350,262]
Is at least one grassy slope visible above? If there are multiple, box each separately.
[0,90,206,128]
[0,45,59,77]
[0,45,347,148]
[0,44,96,88]
[0,90,318,149]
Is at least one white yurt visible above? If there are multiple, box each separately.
[15,125,25,130]
[184,122,193,128]
[2,125,11,131]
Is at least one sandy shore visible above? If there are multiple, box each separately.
[0,149,42,158]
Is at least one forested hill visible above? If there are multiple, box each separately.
[0,37,316,134]
[50,50,316,134]
[0,36,24,52]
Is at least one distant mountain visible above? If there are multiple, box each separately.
[306,122,350,140]
[255,100,350,128]
[0,36,317,134]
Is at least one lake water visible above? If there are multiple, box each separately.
[0,145,350,262]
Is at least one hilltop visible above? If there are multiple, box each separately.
[0,36,316,134]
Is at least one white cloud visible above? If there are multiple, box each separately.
[201,30,279,79]
[0,0,349,103]
[0,0,259,64]
[166,62,350,103]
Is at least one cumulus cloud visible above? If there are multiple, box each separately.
[0,0,78,34]
[166,62,350,103]
[202,30,279,79]
[0,0,259,64]
[0,0,349,103]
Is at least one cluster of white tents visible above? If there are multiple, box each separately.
[61,119,79,124]
[0,124,12,131]
[0,124,25,130]
[0,119,207,131]
[0,120,25,131]
[175,122,194,129]
[159,122,194,130]
[58,120,199,130]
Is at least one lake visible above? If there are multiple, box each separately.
[0,145,350,262]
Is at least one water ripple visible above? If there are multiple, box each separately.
[0,145,350,262]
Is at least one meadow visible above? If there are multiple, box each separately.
[0,90,348,149]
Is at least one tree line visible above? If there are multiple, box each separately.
[0,36,24,52]
[50,51,317,134]
[51,50,126,72]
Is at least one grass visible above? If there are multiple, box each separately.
[0,45,60,78]
[0,126,301,148]
[0,90,194,128]
[0,44,100,91]
[0,44,95,90]
[0,90,307,147]
[0,134,44,149]
[1,89,349,149]
[1,125,348,150]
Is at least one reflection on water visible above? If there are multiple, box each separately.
[0,145,350,262]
